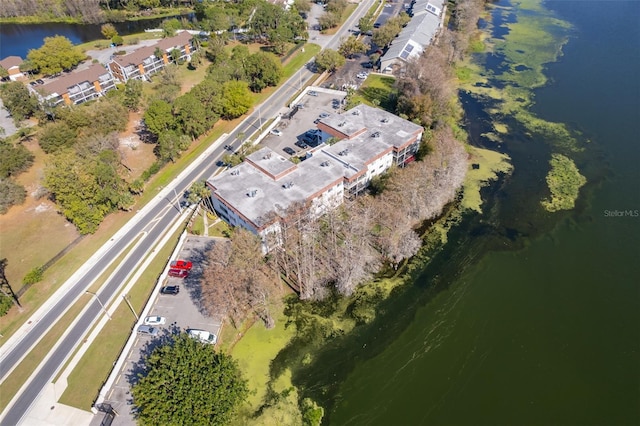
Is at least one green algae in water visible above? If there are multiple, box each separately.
[462,0,586,180]
[541,153,587,212]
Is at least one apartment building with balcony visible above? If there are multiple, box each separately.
[108,31,195,83]
[36,63,116,106]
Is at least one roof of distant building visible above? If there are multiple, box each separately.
[0,56,23,70]
[382,0,444,64]
[111,31,193,69]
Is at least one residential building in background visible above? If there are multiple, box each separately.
[380,0,446,73]
[0,56,25,81]
[108,31,195,83]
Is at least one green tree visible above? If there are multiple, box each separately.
[101,23,118,40]
[144,100,175,136]
[245,52,283,92]
[38,122,77,154]
[314,48,345,72]
[111,35,124,46]
[189,51,202,69]
[0,66,8,80]
[0,178,26,214]
[219,81,253,120]
[27,36,84,76]
[173,93,208,139]
[123,79,143,111]
[45,149,131,233]
[161,18,181,38]
[131,333,248,426]
[318,12,340,30]
[326,0,347,15]
[338,35,369,58]
[358,13,374,33]
[0,81,39,124]
[157,131,190,163]
[0,138,34,178]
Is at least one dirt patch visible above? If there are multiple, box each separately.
[118,111,157,182]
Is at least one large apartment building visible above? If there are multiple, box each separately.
[108,31,195,83]
[206,104,423,249]
[36,63,116,106]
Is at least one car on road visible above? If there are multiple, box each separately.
[283,147,296,156]
[308,90,318,97]
[144,316,166,326]
[160,285,180,295]
[270,129,283,136]
[170,260,192,270]
[168,268,188,278]
[187,329,217,344]
[137,325,159,336]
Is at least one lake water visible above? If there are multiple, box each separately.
[323,1,640,424]
[0,17,189,59]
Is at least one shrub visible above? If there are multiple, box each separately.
[23,266,43,285]
[0,294,13,316]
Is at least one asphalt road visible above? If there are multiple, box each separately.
[0,1,376,423]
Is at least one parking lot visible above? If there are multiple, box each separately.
[260,87,347,158]
[92,235,224,425]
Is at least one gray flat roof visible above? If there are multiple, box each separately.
[209,150,345,228]
[319,104,423,149]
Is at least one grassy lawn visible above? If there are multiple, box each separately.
[352,74,398,111]
[59,222,187,410]
[208,219,232,238]
[190,212,205,235]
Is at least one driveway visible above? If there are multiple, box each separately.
[0,98,18,137]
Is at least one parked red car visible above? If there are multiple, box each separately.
[168,268,188,278]
[170,260,193,270]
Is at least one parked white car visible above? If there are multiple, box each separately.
[356,72,368,80]
[144,316,166,326]
[187,329,217,344]
[270,129,282,136]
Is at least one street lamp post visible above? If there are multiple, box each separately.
[86,291,111,320]
[122,294,139,321]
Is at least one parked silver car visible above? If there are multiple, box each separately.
[137,325,159,336]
